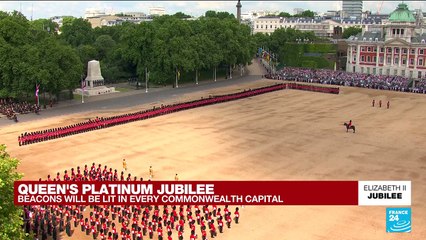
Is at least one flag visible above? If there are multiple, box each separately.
[81,79,86,89]
[177,70,180,79]
[35,84,40,97]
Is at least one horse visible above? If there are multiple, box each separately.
[344,122,355,133]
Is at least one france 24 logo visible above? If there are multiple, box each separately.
[386,208,411,233]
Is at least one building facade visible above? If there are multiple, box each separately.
[252,16,384,38]
[346,3,426,79]
[342,0,363,18]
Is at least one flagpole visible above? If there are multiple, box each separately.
[176,67,179,88]
[145,67,148,93]
[81,75,85,104]
[36,83,40,107]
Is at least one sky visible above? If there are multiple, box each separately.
[0,1,426,20]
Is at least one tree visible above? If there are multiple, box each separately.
[60,18,94,47]
[173,12,192,19]
[204,10,235,19]
[94,35,116,60]
[0,144,25,240]
[30,18,58,34]
[278,12,291,18]
[294,10,315,18]
[342,26,362,39]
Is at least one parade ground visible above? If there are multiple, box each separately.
[1,61,426,239]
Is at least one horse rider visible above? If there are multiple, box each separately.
[347,120,352,128]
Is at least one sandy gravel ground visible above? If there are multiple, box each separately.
[1,61,425,239]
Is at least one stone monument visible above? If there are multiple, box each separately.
[85,60,104,88]
[75,60,116,96]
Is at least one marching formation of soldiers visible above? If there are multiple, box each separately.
[286,83,340,94]
[23,163,241,240]
[18,83,287,146]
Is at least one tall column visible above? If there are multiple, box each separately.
[376,46,380,68]
[236,0,242,23]
[398,47,402,67]
[356,45,360,65]
[383,47,387,66]
[406,48,410,68]
[414,47,418,71]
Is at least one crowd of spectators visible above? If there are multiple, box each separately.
[0,98,40,121]
[19,84,287,146]
[266,67,426,94]
[23,163,240,240]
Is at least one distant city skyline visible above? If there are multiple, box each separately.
[1,1,426,20]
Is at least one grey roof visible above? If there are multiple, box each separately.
[351,31,384,41]
[411,33,426,43]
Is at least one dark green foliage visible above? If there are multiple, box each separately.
[342,26,362,39]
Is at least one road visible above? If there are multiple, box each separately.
[0,61,267,127]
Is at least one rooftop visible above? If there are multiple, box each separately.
[389,3,415,22]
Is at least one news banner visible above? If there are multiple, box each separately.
[14,180,413,233]
[14,180,410,206]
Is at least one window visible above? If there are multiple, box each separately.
[411,49,415,54]
[387,57,391,64]
[367,68,370,74]
[353,66,356,73]
[419,58,424,66]
[379,56,384,63]
[373,56,377,62]
[374,47,377,52]
[402,58,406,65]
[256,25,259,29]
[410,58,414,65]
[373,68,376,74]
[380,48,384,53]
[367,47,371,52]
[420,49,424,55]
[361,67,364,73]
[403,48,407,54]
[401,29,404,35]
[394,57,399,65]
[387,48,392,53]
[270,25,272,28]
[401,70,405,76]
[361,56,365,62]
[395,48,400,54]
[387,69,390,75]
[394,69,398,75]
[396,29,400,35]
[354,56,356,62]
[361,47,365,52]
[367,56,371,62]
[379,69,383,75]
[261,25,263,29]
[418,71,422,78]
[392,29,396,35]
[422,39,426,44]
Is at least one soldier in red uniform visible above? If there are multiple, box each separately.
[226,212,232,228]
[201,226,207,240]
[234,207,239,224]
[217,216,223,233]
